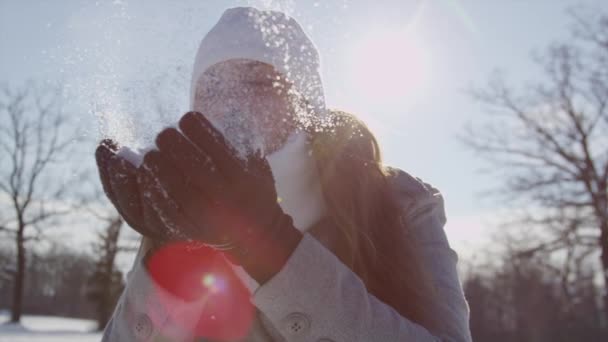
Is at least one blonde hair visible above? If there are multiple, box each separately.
[309,110,439,330]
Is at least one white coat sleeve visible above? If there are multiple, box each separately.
[101,238,209,342]
[251,169,472,341]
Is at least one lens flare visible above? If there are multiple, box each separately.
[146,241,254,340]
[347,28,430,106]
[202,273,215,287]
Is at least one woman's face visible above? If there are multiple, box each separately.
[193,59,302,156]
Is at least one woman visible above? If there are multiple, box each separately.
[96,6,471,342]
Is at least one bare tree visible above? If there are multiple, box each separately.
[76,166,143,329]
[464,250,606,341]
[0,82,76,323]
[463,7,608,317]
[85,213,125,330]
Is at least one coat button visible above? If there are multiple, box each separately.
[133,313,153,340]
[281,312,311,336]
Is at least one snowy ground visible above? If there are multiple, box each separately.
[0,312,102,342]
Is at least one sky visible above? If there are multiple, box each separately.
[1,0,607,260]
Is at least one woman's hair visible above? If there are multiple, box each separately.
[308,109,440,331]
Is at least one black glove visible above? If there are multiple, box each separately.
[137,111,304,284]
[95,139,169,242]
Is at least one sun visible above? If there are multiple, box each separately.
[346,29,430,105]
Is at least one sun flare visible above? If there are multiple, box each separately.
[347,29,430,104]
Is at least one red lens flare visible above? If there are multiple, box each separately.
[146,241,254,340]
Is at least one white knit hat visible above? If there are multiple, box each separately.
[190,6,326,117]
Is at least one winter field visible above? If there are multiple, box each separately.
[0,312,101,342]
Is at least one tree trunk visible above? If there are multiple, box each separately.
[600,222,608,321]
[10,223,25,323]
[595,188,608,321]
[97,261,114,331]
[94,217,122,331]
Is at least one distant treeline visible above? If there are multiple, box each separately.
[464,256,607,341]
[0,245,111,320]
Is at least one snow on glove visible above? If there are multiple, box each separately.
[95,139,170,241]
[137,111,304,284]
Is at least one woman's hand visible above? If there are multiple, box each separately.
[95,139,169,241]
[136,111,303,284]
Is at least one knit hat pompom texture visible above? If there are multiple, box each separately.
[190,7,326,117]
